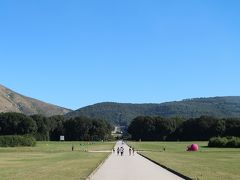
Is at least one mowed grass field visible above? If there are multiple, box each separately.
[128,141,240,180]
[0,141,115,180]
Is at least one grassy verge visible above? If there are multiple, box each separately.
[128,141,240,180]
[0,141,115,180]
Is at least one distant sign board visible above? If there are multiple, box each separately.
[60,136,65,141]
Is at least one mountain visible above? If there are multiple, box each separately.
[66,97,240,125]
[0,84,71,116]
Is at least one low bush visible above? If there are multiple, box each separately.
[0,135,36,147]
[208,136,240,148]
[226,137,240,147]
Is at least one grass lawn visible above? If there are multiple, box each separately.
[0,141,115,180]
[128,141,240,180]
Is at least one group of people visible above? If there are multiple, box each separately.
[128,146,135,156]
[116,146,125,156]
[112,141,135,156]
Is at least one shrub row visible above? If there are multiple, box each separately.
[208,136,240,148]
[0,135,36,147]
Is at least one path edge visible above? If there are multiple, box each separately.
[85,152,112,180]
[138,152,192,180]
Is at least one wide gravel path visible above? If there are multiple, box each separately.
[90,141,184,180]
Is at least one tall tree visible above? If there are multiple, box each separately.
[0,112,37,135]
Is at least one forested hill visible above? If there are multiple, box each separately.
[66,97,240,125]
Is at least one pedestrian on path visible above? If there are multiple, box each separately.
[117,147,120,155]
[129,147,132,156]
[120,147,124,156]
[132,148,135,155]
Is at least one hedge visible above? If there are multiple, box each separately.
[0,135,36,147]
[208,136,240,148]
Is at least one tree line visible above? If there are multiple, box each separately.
[128,116,240,141]
[0,112,113,141]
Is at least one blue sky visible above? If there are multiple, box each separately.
[0,0,240,109]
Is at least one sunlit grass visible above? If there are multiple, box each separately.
[128,141,240,180]
[0,141,115,180]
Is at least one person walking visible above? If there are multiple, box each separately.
[132,148,135,155]
[120,147,124,156]
[117,147,120,155]
[129,147,132,156]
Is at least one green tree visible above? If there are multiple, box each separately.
[0,112,36,135]
[31,115,50,141]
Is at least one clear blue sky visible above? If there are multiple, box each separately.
[0,0,239,109]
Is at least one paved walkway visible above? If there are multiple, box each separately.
[90,141,184,180]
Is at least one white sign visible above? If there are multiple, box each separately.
[60,136,65,141]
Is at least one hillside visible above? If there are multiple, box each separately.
[0,84,71,116]
[66,97,240,125]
